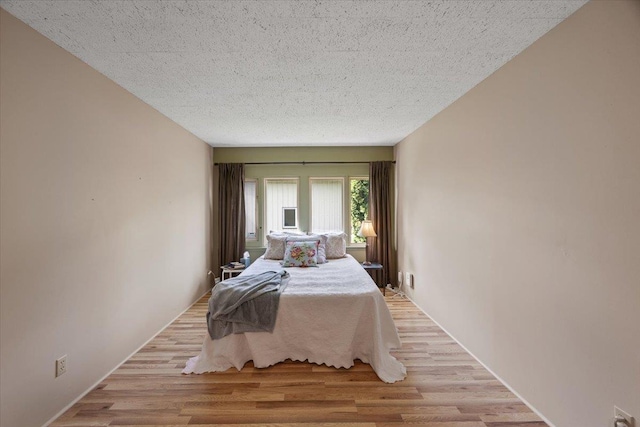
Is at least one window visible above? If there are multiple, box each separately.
[350,177,370,244]
[250,174,370,245]
[310,178,344,233]
[244,180,257,240]
[282,207,297,228]
[265,178,299,235]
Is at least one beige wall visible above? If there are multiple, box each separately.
[213,147,394,264]
[0,9,213,427]
[395,1,640,425]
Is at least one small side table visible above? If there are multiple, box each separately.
[362,262,384,295]
[220,267,244,281]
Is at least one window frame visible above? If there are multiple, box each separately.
[309,177,346,235]
[263,177,300,239]
[244,179,258,241]
[349,176,370,246]
[282,207,298,229]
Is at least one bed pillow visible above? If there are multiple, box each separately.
[269,230,305,236]
[324,232,347,259]
[286,234,327,264]
[264,234,287,259]
[282,241,319,267]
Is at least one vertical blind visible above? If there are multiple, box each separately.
[310,178,344,233]
[265,178,298,234]
[244,180,257,239]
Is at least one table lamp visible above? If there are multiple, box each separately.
[357,220,377,265]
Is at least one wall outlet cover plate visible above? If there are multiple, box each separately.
[405,272,413,288]
[55,355,67,377]
[615,406,635,427]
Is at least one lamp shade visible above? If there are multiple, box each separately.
[357,220,377,238]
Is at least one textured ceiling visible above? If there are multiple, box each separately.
[1,0,587,147]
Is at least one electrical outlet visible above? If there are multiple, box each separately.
[405,272,414,288]
[55,355,67,377]
[397,271,403,286]
[614,406,635,427]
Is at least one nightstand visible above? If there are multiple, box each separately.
[362,262,384,295]
[220,266,244,281]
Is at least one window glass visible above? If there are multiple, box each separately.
[244,180,257,240]
[265,178,299,236]
[350,178,370,244]
[310,178,344,233]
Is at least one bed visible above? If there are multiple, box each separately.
[183,254,406,383]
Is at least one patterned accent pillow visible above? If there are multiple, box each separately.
[282,241,319,267]
[324,232,347,259]
[264,234,287,259]
[286,235,327,264]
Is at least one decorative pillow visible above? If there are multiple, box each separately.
[282,241,319,267]
[286,234,327,264]
[324,232,347,259]
[264,234,287,259]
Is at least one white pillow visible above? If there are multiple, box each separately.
[264,234,287,259]
[324,232,347,259]
[269,230,305,236]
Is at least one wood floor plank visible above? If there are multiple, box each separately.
[49,293,546,426]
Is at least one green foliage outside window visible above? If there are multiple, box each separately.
[350,179,369,243]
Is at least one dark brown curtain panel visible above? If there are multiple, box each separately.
[218,163,246,267]
[369,161,397,287]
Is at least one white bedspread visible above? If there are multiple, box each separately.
[183,255,406,383]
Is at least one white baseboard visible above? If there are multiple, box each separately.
[401,290,556,427]
[42,287,211,427]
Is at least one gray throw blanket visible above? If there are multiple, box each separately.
[207,270,289,340]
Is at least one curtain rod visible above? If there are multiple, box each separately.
[214,161,395,166]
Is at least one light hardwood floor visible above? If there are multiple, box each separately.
[50,293,547,426]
